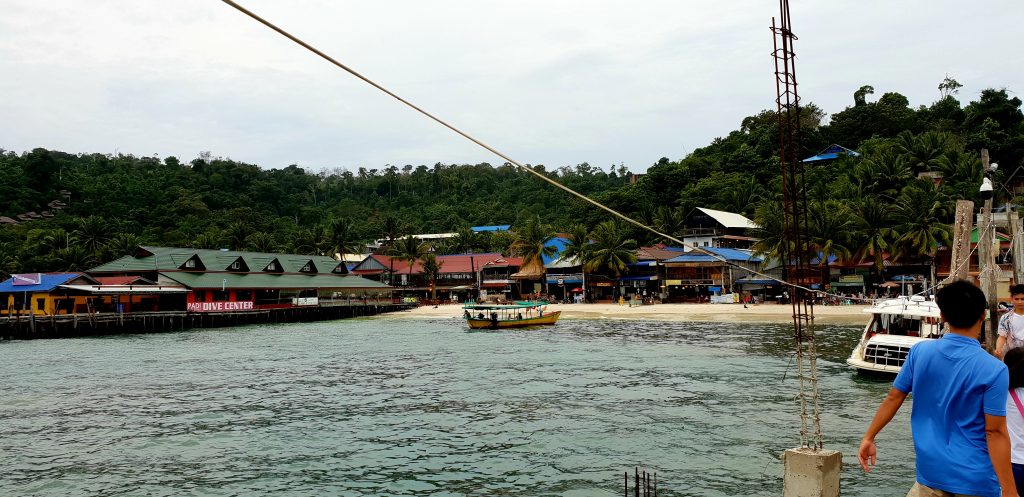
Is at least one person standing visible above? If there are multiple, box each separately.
[997,284,1024,359]
[1005,347,1024,494]
[858,280,1018,497]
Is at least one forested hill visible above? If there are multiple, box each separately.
[1,82,1022,276]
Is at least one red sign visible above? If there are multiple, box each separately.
[12,273,42,286]
[187,301,255,312]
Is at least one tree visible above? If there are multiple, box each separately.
[328,217,360,257]
[854,85,875,107]
[892,182,952,260]
[421,253,443,300]
[851,197,894,275]
[509,216,557,294]
[938,75,962,99]
[392,235,427,288]
[584,221,637,279]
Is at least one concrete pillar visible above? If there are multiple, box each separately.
[782,447,842,497]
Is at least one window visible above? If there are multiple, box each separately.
[266,262,277,271]
[236,290,253,301]
[231,261,241,270]
[301,263,312,272]
[36,298,46,311]
[212,290,230,302]
[185,259,196,268]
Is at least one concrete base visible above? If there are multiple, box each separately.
[782,447,842,497]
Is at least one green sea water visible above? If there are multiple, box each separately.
[0,315,914,496]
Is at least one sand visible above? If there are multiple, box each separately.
[385,302,869,325]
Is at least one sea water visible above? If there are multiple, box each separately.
[0,316,914,496]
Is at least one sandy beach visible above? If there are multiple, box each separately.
[388,302,869,325]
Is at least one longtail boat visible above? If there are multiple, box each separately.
[462,301,560,329]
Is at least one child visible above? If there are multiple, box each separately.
[997,284,1024,359]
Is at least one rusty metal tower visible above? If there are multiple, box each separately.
[772,0,823,450]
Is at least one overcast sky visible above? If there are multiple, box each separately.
[1,1,1021,174]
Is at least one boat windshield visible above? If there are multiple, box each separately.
[868,313,942,338]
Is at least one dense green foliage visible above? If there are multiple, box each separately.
[1,81,1022,279]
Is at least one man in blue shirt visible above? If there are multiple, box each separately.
[858,280,1018,497]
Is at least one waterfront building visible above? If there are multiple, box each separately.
[351,253,521,302]
[0,272,190,316]
[89,246,390,312]
[662,247,762,302]
[681,207,759,251]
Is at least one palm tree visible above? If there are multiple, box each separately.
[245,232,278,253]
[808,199,855,267]
[74,216,112,260]
[293,225,331,256]
[328,217,360,257]
[106,233,141,260]
[377,214,404,285]
[892,182,952,260]
[559,223,592,299]
[851,197,895,278]
[192,230,223,249]
[584,221,637,279]
[509,216,557,295]
[751,200,792,262]
[392,235,428,289]
[421,253,444,300]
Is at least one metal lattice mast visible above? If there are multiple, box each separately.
[771,0,824,450]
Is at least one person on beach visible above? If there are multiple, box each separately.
[997,284,1024,359]
[858,280,1017,497]
[1005,347,1024,494]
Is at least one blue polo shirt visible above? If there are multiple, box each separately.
[894,333,1009,497]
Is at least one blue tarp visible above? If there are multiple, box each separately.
[802,144,860,163]
[471,225,511,233]
[664,247,762,263]
[0,273,81,293]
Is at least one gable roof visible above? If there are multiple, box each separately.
[636,244,687,261]
[353,253,521,274]
[89,246,348,275]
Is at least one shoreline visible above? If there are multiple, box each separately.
[385,302,869,325]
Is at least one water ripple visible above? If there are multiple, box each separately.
[0,318,912,496]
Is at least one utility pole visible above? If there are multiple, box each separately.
[979,149,998,351]
[950,200,975,282]
[1010,207,1024,284]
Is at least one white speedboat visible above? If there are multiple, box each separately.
[846,295,943,374]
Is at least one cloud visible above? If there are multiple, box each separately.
[1,0,1022,173]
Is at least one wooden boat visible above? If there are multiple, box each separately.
[463,302,560,329]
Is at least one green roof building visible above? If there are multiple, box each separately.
[90,246,390,312]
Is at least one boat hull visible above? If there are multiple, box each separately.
[466,311,561,329]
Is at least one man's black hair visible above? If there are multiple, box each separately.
[1007,347,1024,390]
[1010,284,1024,297]
[936,280,987,329]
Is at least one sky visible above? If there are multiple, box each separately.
[1,1,1022,174]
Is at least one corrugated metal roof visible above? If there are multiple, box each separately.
[665,247,762,263]
[159,272,390,290]
[0,273,87,293]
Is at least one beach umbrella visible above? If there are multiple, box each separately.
[571,287,583,292]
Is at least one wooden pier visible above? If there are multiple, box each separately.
[0,302,413,340]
